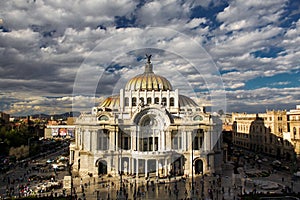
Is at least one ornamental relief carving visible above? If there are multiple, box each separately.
[133,107,171,130]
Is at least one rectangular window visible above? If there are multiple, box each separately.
[155,137,158,151]
[170,97,174,106]
[194,137,199,150]
[173,137,178,149]
[125,98,129,106]
[132,97,137,106]
[98,130,109,150]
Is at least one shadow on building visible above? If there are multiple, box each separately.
[232,114,299,173]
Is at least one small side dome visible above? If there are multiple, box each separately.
[99,95,120,108]
[179,95,198,107]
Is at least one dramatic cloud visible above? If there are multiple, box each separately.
[0,0,299,115]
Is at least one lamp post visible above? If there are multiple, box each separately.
[68,163,73,199]
[117,117,125,200]
[27,136,34,156]
[190,131,197,200]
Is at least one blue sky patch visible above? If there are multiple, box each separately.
[244,71,300,89]
[250,46,286,58]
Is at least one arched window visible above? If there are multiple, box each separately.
[99,115,109,121]
[170,97,174,106]
[154,97,159,104]
[193,115,203,121]
[162,97,167,105]
[139,97,144,105]
[132,97,137,106]
[147,97,151,105]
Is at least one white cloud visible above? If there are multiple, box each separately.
[0,0,298,115]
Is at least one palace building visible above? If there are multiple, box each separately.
[69,57,222,178]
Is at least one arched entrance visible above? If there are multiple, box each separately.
[195,159,203,175]
[98,160,107,175]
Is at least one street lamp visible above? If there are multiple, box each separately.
[27,136,34,156]
[117,117,125,200]
[190,130,197,200]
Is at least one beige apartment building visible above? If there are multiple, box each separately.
[232,110,294,160]
[287,105,300,159]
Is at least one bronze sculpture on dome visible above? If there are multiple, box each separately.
[145,54,152,63]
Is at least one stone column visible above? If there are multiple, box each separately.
[109,129,115,151]
[136,127,139,151]
[136,159,139,177]
[129,90,132,108]
[167,90,170,108]
[119,157,122,174]
[187,131,192,151]
[131,158,135,174]
[164,159,168,176]
[131,128,134,151]
[174,89,179,108]
[85,130,91,151]
[204,129,211,151]
[145,159,148,177]
[128,157,131,175]
[165,131,171,150]
[115,128,118,151]
[156,159,159,177]
[91,131,97,151]
[151,90,155,104]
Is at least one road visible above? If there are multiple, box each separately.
[1,145,300,200]
[0,145,69,199]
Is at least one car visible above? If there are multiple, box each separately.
[257,159,262,163]
[281,165,290,171]
[46,159,54,164]
[57,165,65,171]
[272,160,281,166]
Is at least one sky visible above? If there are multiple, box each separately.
[0,0,299,116]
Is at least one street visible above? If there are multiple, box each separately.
[1,146,300,199]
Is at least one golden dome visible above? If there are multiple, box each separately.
[125,60,173,91]
[99,95,119,108]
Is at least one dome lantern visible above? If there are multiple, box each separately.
[125,55,173,91]
[144,54,153,73]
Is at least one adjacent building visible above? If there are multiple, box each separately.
[70,58,223,178]
[232,110,294,160]
[44,117,76,139]
[287,105,300,159]
[0,111,10,124]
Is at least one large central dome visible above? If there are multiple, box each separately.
[125,58,173,91]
